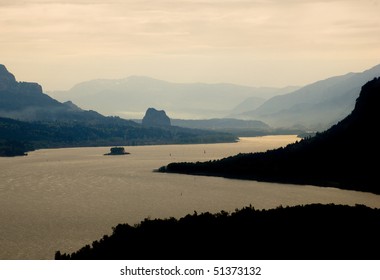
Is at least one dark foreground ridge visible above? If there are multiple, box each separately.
[158,78,380,194]
[55,203,380,260]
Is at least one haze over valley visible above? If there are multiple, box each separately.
[46,63,380,132]
[49,77,298,119]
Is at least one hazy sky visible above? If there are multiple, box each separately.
[1,0,379,91]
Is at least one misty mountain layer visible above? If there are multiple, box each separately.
[49,76,297,119]
[49,64,380,131]
[234,64,380,130]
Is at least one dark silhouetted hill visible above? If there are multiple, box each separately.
[0,65,112,123]
[159,78,380,194]
[142,108,171,127]
[55,203,380,260]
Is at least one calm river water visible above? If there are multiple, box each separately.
[1,135,380,259]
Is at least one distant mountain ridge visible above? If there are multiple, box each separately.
[229,86,299,115]
[234,64,380,130]
[49,64,380,129]
[171,118,269,129]
[159,77,380,194]
[49,76,298,119]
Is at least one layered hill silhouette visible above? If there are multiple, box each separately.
[49,64,380,130]
[234,64,380,130]
[159,77,379,194]
[0,65,237,156]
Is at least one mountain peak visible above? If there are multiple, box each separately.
[0,64,43,95]
[0,64,17,90]
[350,77,379,120]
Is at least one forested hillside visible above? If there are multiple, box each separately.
[55,203,380,260]
[159,78,380,194]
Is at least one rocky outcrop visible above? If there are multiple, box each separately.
[0,65,17,91]
[16,82,43,95]
[142,108,171,127]
[0,64,42,94]
[0,64,112,122]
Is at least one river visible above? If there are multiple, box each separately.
[1,135,380,259]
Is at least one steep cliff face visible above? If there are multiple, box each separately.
[0,65,43,94]
[0,64,62,119]
[0,64,108,122]
[0,65,17,91]
[142,108,171,127]
[350,77,379,122]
